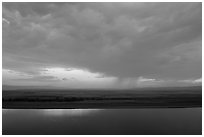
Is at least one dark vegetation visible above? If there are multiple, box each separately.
[2,86,202,109]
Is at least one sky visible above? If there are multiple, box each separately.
[2,2,202,89]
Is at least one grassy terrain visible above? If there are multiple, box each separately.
[2,86,202,109]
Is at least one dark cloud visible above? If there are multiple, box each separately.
[62,78,68,81]
[29,75,58,81]
[3,2,202,82]
[3,2,64,17]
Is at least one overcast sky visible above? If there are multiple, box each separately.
[2,2,202,88]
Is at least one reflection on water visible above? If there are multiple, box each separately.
[3,109,100,116]
[2,108,202,135]
[41,109,100,116]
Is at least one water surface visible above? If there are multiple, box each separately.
[2,108,202,135]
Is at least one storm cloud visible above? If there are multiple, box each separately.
[2,2,202,87]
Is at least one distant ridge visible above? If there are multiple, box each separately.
[2,85,57,90]
[2,84,202,91]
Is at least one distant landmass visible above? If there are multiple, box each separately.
[2,85,57,90]
[2,84,202,90]
[2,85,202,109]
